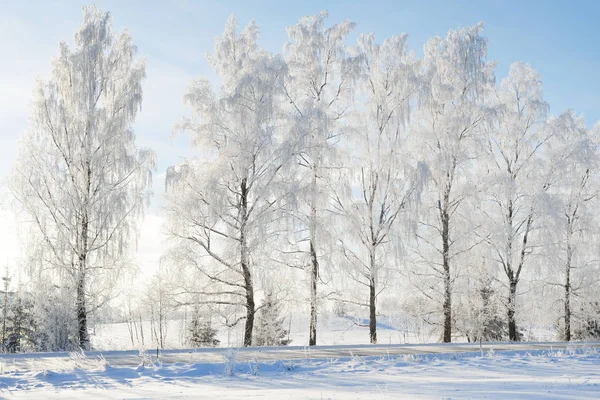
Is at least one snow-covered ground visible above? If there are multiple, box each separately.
[91,313,416,350]
[0,313,575,398]
[91,313,558,350]
[1,347,599,399]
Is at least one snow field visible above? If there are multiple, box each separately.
[92,313,411,350]
[91,312,558,351]
[1,348,599,399]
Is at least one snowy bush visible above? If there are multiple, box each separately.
[574,303,600,340]
[222,348,238,376]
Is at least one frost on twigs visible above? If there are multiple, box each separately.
[222,348,239,376]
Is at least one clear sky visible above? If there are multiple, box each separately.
[1,0,599,275]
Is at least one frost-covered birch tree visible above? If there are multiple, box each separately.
[412,23,495,342]
[545,112,600,341]
[283,11,359,346]
[165,16,288,347]
[484,62,550,341]
[11,6,154,350]
[332,32,422,344]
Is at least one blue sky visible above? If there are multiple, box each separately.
[2,1,599,170]
[1,0,599,272]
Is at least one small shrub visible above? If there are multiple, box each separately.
[223,348,238,376]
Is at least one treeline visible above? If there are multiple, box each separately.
[5,6,600,352]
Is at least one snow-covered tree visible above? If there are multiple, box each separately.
[1,269,10,350]
[165,16,288,347]
[456,258,515,342]
[123,286,145,348]
[484,62,550,341]
[33,279,78,351]
[145,271,173,349]
[283,11,359,346]
[187,303,220,348]
[11,6,154,349]
[574,300,600,340]
[253,292,291,346]
[5,292,37,353]
[411,23,495,342]
[0,273,37,353]
[544,111,600,341]
[332,32,423,344]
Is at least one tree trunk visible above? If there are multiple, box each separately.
[441,192,452,343]
[443,264,451,343]
[158,297,165,349]
[2,277,8,350]
[309,239,318,346]
[77,162,92,350]
[309,167,319,347]
[564,241,572,341]
[240,178,254,347]
[508,279,518,341]
[367,245,377,344]
[139,314,145,346]
[76,271,89,349]
[369,275,377,344]
[243,279,255,347]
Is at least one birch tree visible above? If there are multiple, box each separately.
[12,6,154,350]
[545,111,600,341]
[283,11,359,346]
[165,16,288,347]
[412,23,495,342]
[332,32,423,343]
[484,62,549,341]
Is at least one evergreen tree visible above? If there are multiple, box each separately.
[187,306,220,348]
[254,293,291,347]
[5,293,37,353]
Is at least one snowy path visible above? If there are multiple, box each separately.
[0,341,597,370]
